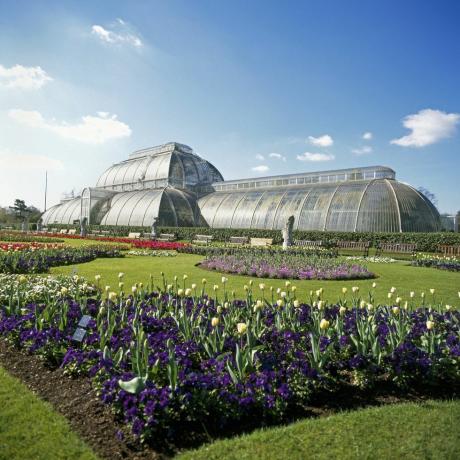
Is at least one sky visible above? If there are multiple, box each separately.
[0,0,459,213]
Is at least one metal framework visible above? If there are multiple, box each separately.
[40,142,441,233]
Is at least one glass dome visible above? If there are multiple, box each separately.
[96,142,223,193]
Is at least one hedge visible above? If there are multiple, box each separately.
[43,224,460,252]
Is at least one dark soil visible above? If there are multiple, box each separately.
[1,338,458,459]
[0,339,163,460]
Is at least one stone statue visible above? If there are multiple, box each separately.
[151,217,159,240]
[80,217,88,237]
[36,219,43,232]
[282,215,295,250]
[21,218,29,232]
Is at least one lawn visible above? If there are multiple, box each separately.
[1,242,459,459]
[51,252,460,305]
[176,399,460,460]
[0,366,98,460]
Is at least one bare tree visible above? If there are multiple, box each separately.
[417,187,438,207]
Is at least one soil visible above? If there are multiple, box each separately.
[0,338,458,459]
[0,339,163,460]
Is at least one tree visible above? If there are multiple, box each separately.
[417,187,438,207]
[8,199,41,222]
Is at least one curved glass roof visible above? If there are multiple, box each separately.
[100,188,197,227]
[41,198,81,226]
[198,179,441,233]
[96,142,223,192]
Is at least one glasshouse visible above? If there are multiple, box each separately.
[41,142,441,232]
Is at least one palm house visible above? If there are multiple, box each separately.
[41,142,441,233]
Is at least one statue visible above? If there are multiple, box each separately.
[36,219,43,232]
[151,217,159,240]
[282,215,295,250]
[21,218,29,232]
[80,217,88,237]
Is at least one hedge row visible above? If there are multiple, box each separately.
[44,224,460,252]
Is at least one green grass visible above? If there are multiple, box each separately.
[176,399,460,460]
[51,253,460,305]
[0,366,98,460]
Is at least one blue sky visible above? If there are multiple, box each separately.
[0,0,459,213]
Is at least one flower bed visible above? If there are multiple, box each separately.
[127,250,178,257]
[1,277,458,448]
[200,253,374,280]
[0,231,64,243]
[179,245,338,258]
[35,232,187,250]
[0,245,124,274]
[412,254,460,272]
[346,256,397,263]
[0,242,63,252]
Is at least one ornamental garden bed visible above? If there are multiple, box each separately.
[412,254,460,272]
[0,245,125,274]
[199,253,375,280]
[0,274,458,455]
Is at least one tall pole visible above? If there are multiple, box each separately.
[44,171,48,212]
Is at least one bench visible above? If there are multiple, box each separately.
[376,242,417,256]
[336,240,371,256]
[128,232,141,239]
[50,228,58,233]
[68,229,77,235]
[294,240,323,249]
[438,245,460,256]
[192,234,214,245]
[228,236,249,245]
[250,237,273,247]
[59,229,68,234]
[157,233,177,242]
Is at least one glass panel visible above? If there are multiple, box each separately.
[272,189,308,229]
[198,193,231,227]
[355,180,399,232]
[212,193,246,228]
[231,191,265,228]
[298,185,336,230]
[325,183,367,231]
[251,190,286,229]
[140,190,164,227]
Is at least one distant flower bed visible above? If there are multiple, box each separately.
[0,231,64,243]
[346,256,397,263]
[127,250,177,257]
[0,245,124,274]
[412,254,460,272]
[37,232,187,250]
[200,253,374,280]
[131,240,186,250]
[0,242,63,252]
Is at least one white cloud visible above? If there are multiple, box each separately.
[0,64,52,90]
[308,134,334,147]
[9,109,132,144]
[255,153,265,161]
[297,152,335,162]
[351,146,373,155]
[91,21,143,48]
[391,108,460,147]
[252,165,269,173]
[0,149,64,172]
[268,152,286,161]
[362,132,373,140]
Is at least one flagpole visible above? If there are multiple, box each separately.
[44,171,48,212]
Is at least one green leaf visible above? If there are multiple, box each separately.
[118,376,147,394]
